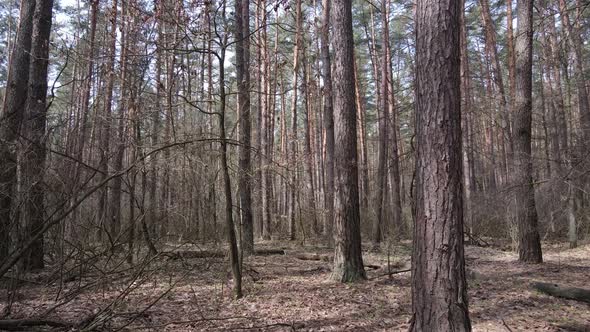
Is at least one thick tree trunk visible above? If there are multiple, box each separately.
[513,0,542,263]
[330,0,366,283]
[411,0,471,329]
[0,0,36,260]
[20,0,55,270]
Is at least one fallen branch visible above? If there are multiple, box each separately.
[531,282,590,303]
[464,232,489,247]
[369,269,411,280]
[0,319,71,331]
[293,253,333,262]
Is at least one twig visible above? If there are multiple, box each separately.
[501,318,514,332]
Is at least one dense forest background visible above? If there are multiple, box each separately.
[1,0,588,256]
[0,0,589,330]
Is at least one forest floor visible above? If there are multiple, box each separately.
[1,240,589,331]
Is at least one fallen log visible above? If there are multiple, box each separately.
[253,249,286,256]
[0,319,71,331]
[293,253,333,262]
[531,282,590,303]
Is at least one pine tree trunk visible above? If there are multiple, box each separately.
[513,0,542,263]
[236,0,254,254]
[0,0,36,261]
[20,0,55,270]
[330,0,366,283]
[320,0,334,245]
[411,0,471,329]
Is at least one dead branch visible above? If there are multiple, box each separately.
[293,253,333,262]
[0,319,71,331]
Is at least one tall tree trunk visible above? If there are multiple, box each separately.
[97,0,118,242]
[0,0,36,260]
[460,0,475,236]
[353,56,370,218]
[330,0,366,283]
[75,0,99,164]
[385,0,403,239]
[320,0,334,244]
[236,0,254,254]
[372,0,390,246]
[513,0,542,263]
[287,0,302,241]
[410,0,471,329]
[302,43,319,235]
[558,0,590,146]
[20,0,55,270]
[108,0,129,241]
[506,0,516,112]
[479,0,513,183]
[219,29,242,299]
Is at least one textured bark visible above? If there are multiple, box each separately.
[236,0,254,254]
[320,0,334,244]
[330,0,366,283]
[0,0,36,260]
[20,0,55,270]
[411,0,471,330]
[513,0,542,263]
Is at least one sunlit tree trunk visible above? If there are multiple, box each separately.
[330,0,366,283]
[410,0,471,328]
